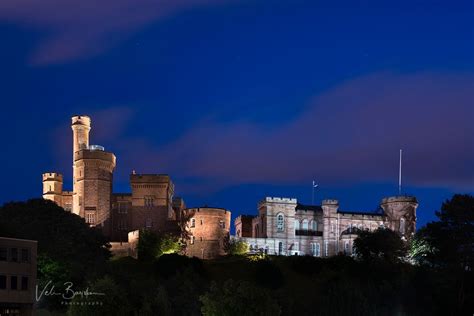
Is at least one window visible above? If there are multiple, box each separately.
[200,219,203,225]
[315,243,321,257]
[0,248,6,261]
[276,214,284,232]
[21,277,28,291]
[344,241,349,254]
[0,275,5,289]
[311,221,317,231]
[11,276,17,290]
[21,249,29,263]
[325,241,329,257]
[85,213,95,224]
[64,203,72,212]
[294,220,300,231]
[190,236,195,245]
[400,218,406,234]
[11,248,18,262]
[302,219,309,230]
[219,220,225,229]
[278,242,283,255]
[118,203,128,214]
[190,218,195,228]
[331,223,335,233]
[144,197,154,207]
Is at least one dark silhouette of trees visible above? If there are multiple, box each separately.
[353,227,408,262]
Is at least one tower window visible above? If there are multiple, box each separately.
[190,218,195,228]
[85,212,95,224]
[302,219,309,231]
[400,218,406,234]
[144,197,154,207]
[276,214,284,232]
[219,220,225,229]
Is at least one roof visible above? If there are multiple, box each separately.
[296,203,323,211]
[337,209,385,216]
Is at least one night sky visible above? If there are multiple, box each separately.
[1,0,473,230]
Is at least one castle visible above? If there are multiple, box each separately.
[234,196,418,256]
[43,115,417,259]
[42,115,230,259]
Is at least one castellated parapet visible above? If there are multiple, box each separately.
[42,173,63,205]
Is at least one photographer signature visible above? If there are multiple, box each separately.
[36,281,105,301]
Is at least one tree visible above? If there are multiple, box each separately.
[200,280,281,316]
[67,276,131,316]
[0,199,111,310]
[418,194,474,268]
[353,227,407,263]
[137,230,183,261]
[226,239,249,256]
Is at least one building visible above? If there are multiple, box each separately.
[0,237,37,316]
[234,196,418,256]
[42,115,228,259]
[183,207,231,259]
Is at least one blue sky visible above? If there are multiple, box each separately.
[0,0,473,229]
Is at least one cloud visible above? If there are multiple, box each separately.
[117,72,473,190]
[0,0,231,65]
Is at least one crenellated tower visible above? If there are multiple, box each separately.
[42,173,64,205]
[71,115,116,234]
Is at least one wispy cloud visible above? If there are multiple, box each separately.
[0,0,232,65]
[114,72,473,190]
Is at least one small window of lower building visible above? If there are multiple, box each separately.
[0,275,6,289]
[11,276,18,290]
[21,249,29,263]
[0,248,6,261]
[21,277,28,291]
[10,248,18,262]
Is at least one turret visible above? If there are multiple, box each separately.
[380,196,418,238]
[71,115,91,156]
[42,173,63,205]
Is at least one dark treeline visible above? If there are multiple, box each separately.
[0,194,472,316]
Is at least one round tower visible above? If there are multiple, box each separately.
[71,115,91,156]
[42,172,63,205]
[380,196,418,238]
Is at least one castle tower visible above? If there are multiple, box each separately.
[322,199,339,256]
[71,116,116,235]
[42,173,63,205]
[380,196,418,238]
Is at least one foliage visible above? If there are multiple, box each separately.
[353,227,408,263]
[200,279,281,316]
[253,259,284,289]
[67,276,131,316]
[0,199,110,310]
[227,239,249,256]
[417,194,474,268]
[139,286,171,316]
[246,252,266,262]
[137,230,183,261]
[408,235,435,265]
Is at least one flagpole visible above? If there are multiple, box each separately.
[399,149,402,195]
[312,181,314,205]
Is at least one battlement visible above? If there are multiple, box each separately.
[322,199,339,205]
[261,197,297,204]
[381,196,418,205]
[42,173,63,182]
[71,115,91,127]
[130,174,171,183]
[74,149,116,164]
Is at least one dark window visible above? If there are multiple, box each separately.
[0,248,6,261]
[0,275,6,289]
[21,249,29,263]
[21,277,28,291]
[11,276,17,290]
[10,248,18,262]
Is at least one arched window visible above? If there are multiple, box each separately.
[276,214,284,232]
[311,220,317,231]
[278,242,283,255]
[344,241,349,254]
[312,243,320,256]
[400,218,406,234]
[302,219,309,230]
[294,219,300,231]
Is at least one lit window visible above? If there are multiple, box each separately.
[294,219,300,231]
[278,241,283,255]
[85,213,95,224]
[190,236,195,244]
[144,197,154,207]
[190,218,195,228]
[311,220,317,231]
[315,243,321,257]
[344,241,349,254]
[276,214,284,232]
[219,220,225,229]
[325,241,329,257]
[400,218,406,234]
[302,219,309,230]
